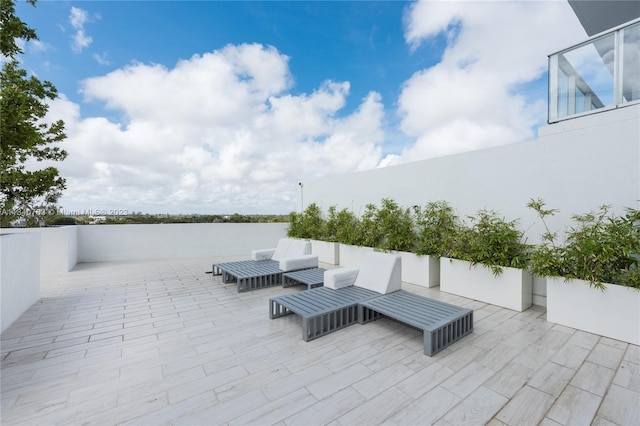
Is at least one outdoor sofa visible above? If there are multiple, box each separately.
[270,252,474,356]
[213,238,319,292]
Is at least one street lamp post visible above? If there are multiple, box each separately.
[298,182,304,212]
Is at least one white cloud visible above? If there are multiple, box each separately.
[48,43,386,214]
[69,7,93,53]
[395,0,586,162]
[92,52,110,66]
[27,39,49,54]
[43,3,590,214]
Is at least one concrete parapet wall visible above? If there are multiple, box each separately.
[306,105,639,246]
[77,223,288,263]
[1,233,40,333]
[0,226,78,276]
[305,105,640,307]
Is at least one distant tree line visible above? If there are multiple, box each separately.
[45,213,289,226]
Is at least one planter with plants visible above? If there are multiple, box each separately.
[411,201,459,288]
[287,203,340,264]
[374,198,426,286]
[335,205,377,268]
[440,209,533,312]
[313,205,340,265]
[286,211,304,239]
[528,199,640,344]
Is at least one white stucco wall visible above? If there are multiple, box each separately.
[0,226,78,276]
[304,105,640,307]
[0,223,287,272]
[77,223,288,263]
[305,105,639,245]
[1,233,40,333]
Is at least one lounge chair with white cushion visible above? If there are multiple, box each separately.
[213,238,318,292]
[269,252,402,341]
[270,251,474,356]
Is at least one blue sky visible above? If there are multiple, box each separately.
[16,1,586,215]
[19,2,432,123]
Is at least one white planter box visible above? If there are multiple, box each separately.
[440,257,532,312]
[392,251,439,288]
[547,277,640,345]
[339,244,376,268]
[311,240,340,265]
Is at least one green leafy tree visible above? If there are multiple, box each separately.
[1,0,67,227]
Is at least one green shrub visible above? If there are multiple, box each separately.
[413,201,458,258]
[286,203,324,239]
[300,203,323,239]
[377,198,415,252]
[323,205,339,242]
[286,211,303,238]
[354,203,381,247]
[528,199,640,290]
[334,207,360,245]
[450,209,529,276]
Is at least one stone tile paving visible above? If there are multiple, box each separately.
[1,258,638,425]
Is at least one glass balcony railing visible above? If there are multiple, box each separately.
[549,19,640,123]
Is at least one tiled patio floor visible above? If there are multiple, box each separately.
[1,258,639,425]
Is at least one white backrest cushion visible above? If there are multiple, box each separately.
[285,239,311,258]
[271,238,291,262]
[279,255,318,272]
[324,268,359,290]
[353,252,402,294]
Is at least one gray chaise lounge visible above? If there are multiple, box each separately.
[213,238,318,292]
[270,252,474,355]
[270,252,402,341]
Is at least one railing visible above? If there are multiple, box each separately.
[549,19,639,123]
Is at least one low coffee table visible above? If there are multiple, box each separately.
[282,268,326,289]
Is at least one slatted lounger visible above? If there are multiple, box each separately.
[212,238,319,293]
[282,268,327,289]
[270,286,380,341]
[213,259,283,292]
[358,290,473,356]
[212,259,278,278]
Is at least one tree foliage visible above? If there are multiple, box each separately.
[1,0,67,226]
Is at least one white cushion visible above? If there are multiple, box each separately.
[251,248,275,261]
[353,252,402,294]
[279,255,318,272]
[285,239,311,258]
[324,268,359,290]
[271,238,292,262]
